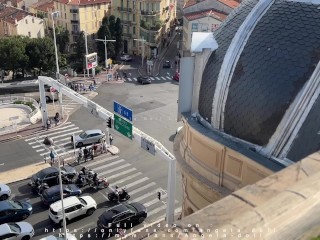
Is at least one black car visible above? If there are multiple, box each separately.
[29,166,77,187]
[163,60,171,68]
[97,203,147,235]
[0,200,32,224]
[41,184,82,205]
[137,76,151,85]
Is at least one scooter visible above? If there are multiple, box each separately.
[107,187,130,203]
[89,177,109,190]
[31,182,50,195]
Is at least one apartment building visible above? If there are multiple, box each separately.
[112,0,176,58]
[29,0,54,30]
[0,5,45,37]
[54,0,111,48]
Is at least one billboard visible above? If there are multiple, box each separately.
[85,52,98,70]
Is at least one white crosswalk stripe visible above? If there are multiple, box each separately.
[150,77,155,80]
[81,157,181,222]
[161,77,166,80]
[133,78,137,81]
[127,78,132,81]
[155,77,161,80]
[166,76,172,80]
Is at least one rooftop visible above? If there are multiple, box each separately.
[184,0,239,9]
[30,0,54,12]
[184,8,227,21]
[0,5,31,24]
[56,0,110,6]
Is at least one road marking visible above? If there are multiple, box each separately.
[144,193,168,207]
[27,127,81,144]
[111,172,142,186]
[131,188,162,202]
[149,206,182,218]
[92,159,126,171]
[133,78,137,81]
[0,163,4,166]
[85,155,119,167]
[155,77,160,80]
[107,168,136,180]
[150,77,155,80]
[161,77,166,80]
[25,123,74,141]
[166,76,171,80]
[98,163,131,176]
[40,148,75,156]
[129,182,156,196]
[127,78,132,81]
[125,177,149,189]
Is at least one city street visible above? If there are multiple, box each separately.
[0,33,183,239]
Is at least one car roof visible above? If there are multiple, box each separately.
[165,60,170,62]
[84,129,102,135]
[46,185,66,195]
[104,204,129,218]
[0,201,13,211]
[0,223,11,234]
[41,167,58,175]
[50,196,80,211]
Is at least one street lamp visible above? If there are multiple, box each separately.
[51,11,60,80]
[134,37,146,68]
[95,37,116,69]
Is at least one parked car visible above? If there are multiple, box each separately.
[97,202,147,235]
[49,196,97,227]
[163,60,171,68]
[0,184,11,201]
[173,71,180,81]
[41,184,82,206]
[0,200,33,224]
[71,129,105,148]
[137,76,151,85]
[0,222,34,240]
[39,233,77,240]
[29,166,77,187]
[120,55,132,61]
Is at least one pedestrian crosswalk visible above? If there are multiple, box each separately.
[24,122,182,222]
[125,76,173,82]
[24,122,83,162]
[84,155,182,222]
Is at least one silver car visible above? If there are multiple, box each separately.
[72,129,105,147]
[120,55,132,61]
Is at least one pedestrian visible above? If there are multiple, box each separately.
[109,134,113,146]
[83,146,88,161]
[103,139,107,153]
[92,143,97,156]
[50,150,55,165]
[46,118,51,130]
[100,141,104,154]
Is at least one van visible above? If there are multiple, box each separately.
[48,196,97,226]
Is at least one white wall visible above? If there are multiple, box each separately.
[184,16,222,50]
[16,15,45,38]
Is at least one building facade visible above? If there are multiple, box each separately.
[111,0,176,58]
[0,5,44,37]
[54,0,111,49]
[28,0,54,31]
[175,0,320,217]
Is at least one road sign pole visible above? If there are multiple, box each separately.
[166,158,176,225]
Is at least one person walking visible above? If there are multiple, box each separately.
[50,150,55,166]
[100,141,104,154]
[103,139,108,153]
[109,134,113,146]
[46,118,51,130]
[83,147,89,161]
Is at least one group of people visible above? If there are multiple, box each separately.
[46,112,60,130]
[69,82,95,92]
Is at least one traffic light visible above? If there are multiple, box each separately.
[107,117,112,128]
[157,191,161,200]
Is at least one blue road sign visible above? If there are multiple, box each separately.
[113,101,133,122]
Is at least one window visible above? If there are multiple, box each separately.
[133,26,135,34]
[28,32,31,37]
[73,36,78,42]
[64,5,66,11]
[98,4,100,9]
[25,19,28,24]
[65,207,75,213]
[74,204,83,210]
[32,18,34,23]
[65,13,67,19]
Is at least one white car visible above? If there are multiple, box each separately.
[0,184,11,201]
[40,233,77,240]
[49,196,97,226]
[0,222,34,240]
[120,55,132,61]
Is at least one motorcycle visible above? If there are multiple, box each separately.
[89,177,109,190]
[107,187,130,203]
[31,182,50,195]
[43,137,54,146]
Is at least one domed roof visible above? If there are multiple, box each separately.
[198,0,320,162]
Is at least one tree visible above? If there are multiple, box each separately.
[68,31,86,71]
[0,36,29,77]
[114,18,123,57]
[96,21,114,63]
[25,37,56,75]
[55,26,70,53]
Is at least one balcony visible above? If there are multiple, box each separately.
[72,31,80,35]
[122,20,131,26]
[139,26,159,45]
[71,20,79,24]
[70,9,78,13]
[117,7,132,12]
[140,10,160,16]
[140,20,162,32]
[123,33,132,38]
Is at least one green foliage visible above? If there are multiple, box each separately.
[96,15,122,60]
[95,65,102,74]
[25,37,55,74]
[13,101,36,111]
[0,36,29,76]
[140,20,162,31]
[68,31,86,72]
[55,26,70,53]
